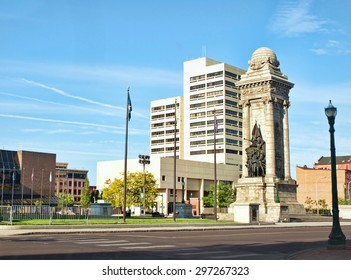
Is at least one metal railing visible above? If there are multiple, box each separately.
[0,205,113,225]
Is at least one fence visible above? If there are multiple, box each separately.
[0,205,114,224]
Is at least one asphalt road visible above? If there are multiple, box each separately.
[1,225,351,260]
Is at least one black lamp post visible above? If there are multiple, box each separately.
[325,100,346,249]
[138,154,150,215]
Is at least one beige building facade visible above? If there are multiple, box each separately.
[296,155,351,210]
[96,157,239,215]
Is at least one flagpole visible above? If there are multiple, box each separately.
[213,109,217,221]
[31,168,34,208]
[123,87,131,223]
[173,98,177,222]
[49,170,52,208]
[21,167,24,207]
[11,166,15,207]
[1,166,4,207]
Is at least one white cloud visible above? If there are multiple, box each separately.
[0,113,120,130]
[0,60,182,88]
[270,0,329,37]
[310,40,351,55]
[0,113,149,136]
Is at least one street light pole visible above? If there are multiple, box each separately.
[138,154,150,215]
[325,100,346,249]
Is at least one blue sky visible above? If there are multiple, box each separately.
[0,0,350,185]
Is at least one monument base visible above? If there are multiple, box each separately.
[233,177,305,223]
[176,204,193,218]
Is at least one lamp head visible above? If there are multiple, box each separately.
[325,100,337,119]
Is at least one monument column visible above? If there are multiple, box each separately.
[265,97,276,178]
[283,100,291,180]
[233,47,305,223]
[242,100,251,178]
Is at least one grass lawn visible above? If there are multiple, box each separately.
[4,216,234,226]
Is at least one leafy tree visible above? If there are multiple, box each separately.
[80,177,91,214]
[34,200,43,207]
[58,193,74,208]
[317,199,328,211]
[305,196,315,211]
[338,197,351,205]
[202,182,236,208]
[90,189,100,203]
[102,171,158,210]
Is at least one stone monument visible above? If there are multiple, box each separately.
[233,47,305,223]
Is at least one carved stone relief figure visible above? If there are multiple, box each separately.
[245,123,266,177]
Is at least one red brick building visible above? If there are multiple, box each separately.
[0,149,56,205]
[296,155,351,211]
[55,162,89,203]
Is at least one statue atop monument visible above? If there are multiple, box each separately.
[245,123,266,177]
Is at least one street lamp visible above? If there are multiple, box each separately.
[325,100,346,249]
[139,154,150,215]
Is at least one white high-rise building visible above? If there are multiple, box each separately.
[184,57,245,169]
[150,96,184,159]
[150,57,245,172]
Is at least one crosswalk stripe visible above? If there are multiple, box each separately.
[97,242,151,247]
[120,245,176,250]
[75,240,127,244]
[176,250,230,256]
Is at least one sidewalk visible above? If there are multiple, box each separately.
[1,221,351,260]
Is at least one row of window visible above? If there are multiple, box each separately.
[57,180,85,188]
[151,112,175,121]
[190,138,224,147]
[190,79,238,92]
[190,149,242,155]
[189,99,239,111]
[190,90,224,101]
[190,138,242,147]
[151,121,177,128]
[190,128,224,137]
[151,102,179,113]
[189,99,224,110]
[151,129,179,136]
[151,138,179,145]
[190,118,224,128]
[190,80,223,91]
[190,71,240,83]
[58,188,82,196]
[190,109,224,119]
[153,127,242,138]
[151,147,179,153]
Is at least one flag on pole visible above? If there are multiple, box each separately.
[127,88,132,121]
[49,171,52,183]
[31,168,34,182]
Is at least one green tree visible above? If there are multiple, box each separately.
[202,182,236,208]
[34,200,43,207]
[305,196,315,212]
[80,177,91,215]
[58,193,74,208]
[90,189,100,203]
[102,171,158,210]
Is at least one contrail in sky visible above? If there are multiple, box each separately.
[22,78,120,109]
[0,113,120,130]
